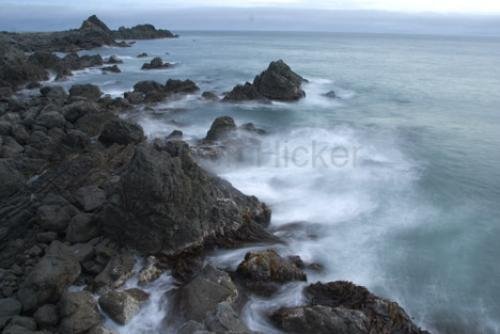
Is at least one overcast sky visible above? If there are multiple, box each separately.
[1,0,499,35]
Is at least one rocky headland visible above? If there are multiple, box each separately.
[0,16,429,334]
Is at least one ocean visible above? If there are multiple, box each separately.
[55,31,500,333]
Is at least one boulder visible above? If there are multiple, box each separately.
[69,84,102,101]
[61,101,100,123]
[165,130,183,141]
[223,82,265,102]
[323,90,337,99]
[74,185,106,212]
[98,289,148,325]
[236,249,306,295]
[33,304,58,328]
[17,241,81,311]
[0,160,25,199]
[253,60,306,101]
[175,265,238,322]
[201,91,219,101]
[0,297,22,318]
[58,291,101,334]
[138,256,162,286]
[98,119,145,146]
[105,56,123,64]
[133,80,164,95]
[93,253,135,290]
[136,53,148,58]
[36,204,77,232]
[40,86,67,103]
[102,65,121,73]
[65,213,98,243]
[164,79,199,94]
[35,111,66,129]
[141,57,171,70]
[62,129,90,150]
[204,302,250,333]
[204,116,237,142]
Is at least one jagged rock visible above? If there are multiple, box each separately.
[204,116,236,142]
[105,56,123,64]
[17,241,81,311]
[58,291,101,334]
[205,301,250,333]
[28,52,60,69]
[113,24,175,40]
[80,15,112,34]
[138,256,162,286]
[97,142,272,255]
[40,86,67,103]
[166,130,183,141]
[36,204,77,232]
[93,253,135,290]
[175,265,238,322]
[98,119,145,146]
[62,129,90,149]
[69,84,102,101]
[2,316,37,332]
[133,80,164,95]
[236,249,307,296]
[102,65,121,74]
[98,289,148,325]
[65,213,98,243]
[33,304,58,328]
[177,320,208,334]
[224,60,306,102]
[164,79,199,94]
[69,242,95,263]
[61,101,100,123]
[137,53,148,58]
[141,57,171,70]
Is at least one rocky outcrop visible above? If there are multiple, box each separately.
[271,281,430,334]
[98,289,148,325]
[69,84,103,101]
[98,119,145,147]
[125,79,199,104]
[204,116,237,142]
[113,24,176,40]
[224,60,307,102]
[141,57,172,70]
[236,249,307,296]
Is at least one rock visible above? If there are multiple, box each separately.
[74,185,106,212]
[204,116,237,142]
[28,52,60,69]
[36,232,57,244]
[164,79,199,94]
[75,110,117,137]
[36,205,76,232]
[205,301,250,333]
[224,60,306,102]
[61,101,100,123]
[3,316,37,332]
[35,111,66,129]
[66,213,98,243]
[40,86,67,103]
[102,65,121,74]
[0,298,22,318]
[177,321,208,334]
[236,250,307,295]
[0,160,25,199]
[124,91,144,105]
[26,82,41,89]
[271,305,369,334]
[98,119,145,146]
[323,90,337,99]
[58,291,101,334]
[105,56,123,64]
[97,142,272,255]
[133,80,164,95]
[166,130,183,141]
[80,15,112,34]
[141,57,171,70]
[17,241,81,311]
[98,289,148,325]
[93,253,135,290]
[222,82,266,102]
[201,91,219,101]
[113,24,175,40]
[69,84,102,101]
[69,242,95,263]
[136,53,148,58]
[176,265,238,322]
[62,129,90,150]
[33,304,58,328]
[138,256,162,286]
[87,325,116,334]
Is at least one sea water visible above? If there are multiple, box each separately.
[56,31,500,333]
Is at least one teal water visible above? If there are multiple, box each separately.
[64,32,500,333]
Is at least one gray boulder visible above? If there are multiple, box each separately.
[253,59,306,101]
[69,84,102,101]
[65,213,98,243]
[36,205,76,232]
[204,116,237,142]
[74,185,106,212]
[0,297,22,318]
[58,291,101,334]
[164,79,199,94]
[35,111,66,129]
[98,119,145,147]
[98,289,148,325]
[17,241,81,311]
[33,304,58,328]
[93,253,135,290]
[141,57,171,70]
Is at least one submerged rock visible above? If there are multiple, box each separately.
[323,90,337,99]
[141,57,171,70]
[102,65,121,73]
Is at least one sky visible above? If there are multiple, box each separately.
[1,0,499,35]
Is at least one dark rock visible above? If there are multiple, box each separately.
[102,65,121,74]
[175,265,238,322]
[26,82,41,90]
[177,320,207,334]
[138,256,162,286]
[223,82,266,102]
[62,129,90,149]
[133,80,164,95]
[113,24,175,40]
[58,291,101,334]
[69,84,102,101]
[33,304,58,328]
[98,289,148,325]
[141,57,171,70]
[323,90,337,99]
[36,232,57,244]
[0,160,25,199]
[17,241,81,311]
[205,301,250,333]
[61,101,100,123]
[0,298,22,318]
[137,53,148,58]
[124,91,144,105]
[201,91,219,101]
[240,122,266,135]
[98,119,145,146]
[66,213,98,243]
[40,86,67,103]
[97,142,272,255]
[80,15,112,34]
[87,325,116,334]
[74,185,106,212]
[93,253,135,290]
[28,52,60,69]
[36,205,76,232]
[166,130,183,141]
[204,116,236,142]
[105,55,123,64]
[164,79,199,94]
[271,305,369,334]
[69,242,95,263]
[3,316,37,331]
[75,110,117,137]
[35,111,66,129]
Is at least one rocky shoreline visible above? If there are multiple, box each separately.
[0,16,429,334]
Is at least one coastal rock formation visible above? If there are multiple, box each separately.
[271,281,430,334]
[224,60,307,102]
[125,79,199,104]
[113,24,176,40]
[141,57,172,70]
